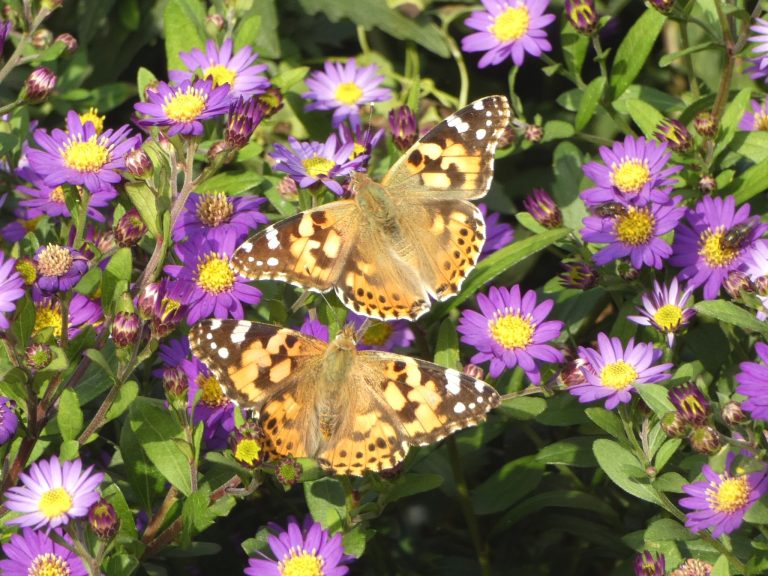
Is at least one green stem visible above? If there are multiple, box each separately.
[356,25,370,55]
[0,99,24,116]
[443,32,469,108]
[619,405,647,464]
[711,0,734,124]
[678,13,701,97]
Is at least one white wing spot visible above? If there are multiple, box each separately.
[206,333,213,340]
[265,227,280,250]
[486,119,492,127]
[474,381,485,392]
[445,369,462,395]
[454,402,466,414]
[447,115,470,133]
[477,396,484,403]
[210,342,217,350]
[256,260,263,266]
[469,403,476,410]
[473,100,486,111]
[485,110,492,117]
[240,241,253,253]
[218,347,229,359]
[476,128,487,140]
[210,319,222,330]
[267,257,279,266]
[247,256,254,262]
[230,324,250,344]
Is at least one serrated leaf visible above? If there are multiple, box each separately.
[304,477,347,532]
[164,0,206,71]
[593,439,660,504]
[471,456,544,514]
[695,299,768,337]
[575,77,606,131]
[609,9,666,99]
[57,389,84,441]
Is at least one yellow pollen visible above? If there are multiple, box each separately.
[489,5,531,42]
[62,136,109,173]
[279,549,324,576]
[362,322,393,346]
[334,81,363,105]
[50,186,66,203]
[203,64,237,88]
[610,158,651,195]
[38,486,73,519]
[37,245,73,277]
[197,374,228,407]
[160,297,182,321]
[302,156,336,178]
[350,142,366,160]
[33,303,63,338]
[235,438,262,466]
[260,92,280,110]
[16,260,37,285]
[755,112,768,131]
[163,88,207,123]
[29,552,72,576]
[709,475,750,513]
[614,208,655,246]
[196,192,234,227]
[699,228,739,268]
[489,312,534,349]
[79,107,105,134]
[600,360,638,390]
[196,254,235,294]
[653,304,683,331]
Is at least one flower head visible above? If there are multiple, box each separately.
[670,195,768,300]
[634,551,665,576]
[225,96,266,149]
[523,188,562,229]
[303,59,391,129]
[654,118,692,152]
[670,559,713,576]
[23,67,56,103]
[458,284,564,383]
[742,241,768,319]
[33,244,88,294]
[337,121,384,169]
[479,203,515,258]
[569,333,672,409]
[581,136,681,207]
[0,396,19,444]
[735,341,768,421]
[565,0,598,34]
[679,454,768,537]
[389,104,418,151]
[627,277,696,347]
[739,98,768,131]
[0,253,25,331]
[245,516,354,576]
[0,528,88,576]
[669,382,710,424]
[230,421,265,468]
[79,107,105,133]
[170,38,269,99]
[88,498,119,540]
[462,0,556,68]
[135,78,230,136]
[559,258,598,289]
[32,294,103,340]
[174,191,267,246]
[745,17,768,83]
[4,455,104,529]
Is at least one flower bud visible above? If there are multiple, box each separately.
[225,96,266,149]
[137,282,160,320]
[617,261,640,281]
[523,188,562,228]
[125,148,153,178]
[277,176,298,200]
[670,558,713,576]
[723,270,753,300]
[688,425,721,454]
[31,28,53,49]
[694,111,717,137]
[559,259,598,289]
[634,551,665,576]
[275,455,302,488]
[754,275,768,296]
[23,67,57,103]
[54,33,78,55]
[669,382,710,424]
[205,13,225,35]
[114,209,147,248]
[111,311,140,348]
[649,0,674,14]
[25,343,53,370]
[389,105,418,152]
[15,257,37,285]
[697,174,716,195]
[524,123,543,143]
[88,498,119,540]
[463,364,484,381]
[721,401,747,426]
[565,0,598,34]
[660,411,688,438]
[163,366,188,402]
[230,421,265,468]
[0,396,19,445]
[654,118,692,152]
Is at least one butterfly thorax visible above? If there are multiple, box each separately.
[316,331,358,439]
[352,173,400,228]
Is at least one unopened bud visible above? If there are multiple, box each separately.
[698,174,716,194]
[724,270,753,300]
[54,33,78,55]
[660,411,687,438]
[654,118,692,152]
[205,13,225,35]
[23,67,57,103]
[25,343,52,370]
[114,209,147,248]
[125,148,152,178]
[277,176,298,200]
[559,259,598,289]
[688,425,721,454]
[694,111,717,137]
[564,0,598,34]
[523,188,562,229]
[721,402,747,426]
[524,123,543,143]
[257,86,284,119]
[111,312,140,348]
[163,366,188,402]
[31,29,53,49]
[388,105,418,152]
[207,140,229,161]
[275,455,302,488]
[88,498,119,540]
[648,0,674,14]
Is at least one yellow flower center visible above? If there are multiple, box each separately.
[653,304,683,331]
[62,136,109,173]
[203,64,237,88]
[195,254,235,294]
[16,259,37,285]
[160,297,182,321]
[163,87,207,123]
[610,159,651,195]
[350,142,366,160]
[614,207,655,246]
[50,186,66,203]
[362,322,393,346]
[29,553,73,576]
[599,360,638,390]
[196,192,234,227]
[489,312,534,349]
[709,475,750,513]
[37,245,73,277]
[490,5,531,42]
[38,486,73,519]
[235,438,262,466]
[754,112,768,131]
[699,228,739,268]
[334,81,363,105]
[279,549,325,576]
[197,374,228,407]
[302,156,336,178]
[79,107,105,134]
[33,303,62,338]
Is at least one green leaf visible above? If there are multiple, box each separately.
[74,267,101,296]
[57,389,84,441]
[711,555,729,576]
[181,488,214,546]
[137,67,158,102]
[644,518,696,541]
[104,555,140,576]
[59,440,80,461]
[714,88,751,159]
[471,456,544,515]
[196,171,266,195]
[592,439,660,504]
[728,131,768,164]
[382,473,444,506]
[164,0,206,71]
[575,77,606,131]
[541,119,575,142]
[119,418,167,511]
[102,483,139,539]
[342,525,369,558]
[101,248,133,313]
[536,437,597,467]
[271,67,310,92]
[561,21,589,78]
[626,99,664,137]
[654,438,682,472]
[609,9,666,99]
[84,349,117,382]
[727,160,768,203]
[235,0,280,59]
[11,296,35,349]
[658,42,717,67]
[498,396,547,421]
[104,380,139,424]
[434,317,459,369]
[695,299,768,337]
[128,398,192,496]
[304,477,347,532]
[744,499,768,524]
[635,384,675,416]
[585,407,624,439]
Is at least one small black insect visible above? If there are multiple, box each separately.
[719,221,757,251]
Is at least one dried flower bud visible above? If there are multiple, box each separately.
[694,111,717,137]
[670,558,713,576]
[230,422,265,468]
[205,13,225,34]
[277,176,298,200]
[524,123,543,143]
[125,148,153,178]
[25,343,52,370]
[389,105,418,152]
[634,550,665,576]
[23,67,57,103]
[114,209,147,248]
[724,270,753,300]
[207,140,229,161]
[257,86,284,119]
[463,364,484,381]
[523,188,562,228]
[163,367,188,403]
[688,425,721,454]
[697,174,716,195]
[721,401,747,426]
[275,455,302,488]
[648,0,675,14]
[654,118,692,152]
[54,33,78,55]
[31,28,53,49]
[88,498,119,540]
[660,411,687,438]
[111,312,140,348]
[559,259,598,289]
[668,382,710,424]
[565,0,598,34]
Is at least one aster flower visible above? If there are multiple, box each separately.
[32,294,103,339]
[522,188,562,229]
[337,121,384,169]
[670,558,713,576]
[739,98,768,131]
[245,516,354,576]
[389,104,418,151]
[4,455,104,529]
[654,118,692,152]
[33,244,88,294]
[349,313,415,351]
[569,333,672,409]
[458,284,564,383]
[169,38,269,99]
[225,96,267,149]
[174,191,267,245]
[582,197,686,269]
[164,236,261,324]
[627,277,696,347]
[79,107,105,134]
[742,240,768,319]
[27,110,139,193]
[735,341,768,421]
[745,17,768,83]
[581,136,681,207]
[0,253,25,331]
[270,134,366,196]
[479,203,515,258]
[669,195,768,300]
[668,382,710,424]
[134,78,230,137]
[679,454,768,537]
[461,0,556,68]
[303,59,391,129]
[634,551,665,576]
[0,396,19,444]
[0,528,87,576]
[565,0,598,35]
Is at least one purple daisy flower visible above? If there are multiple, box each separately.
[569,333,672,409]
[33,244,88,294]
[0,253,25,331]
[0,396,19,444]
[581,197,686,269]
[32,293,103,339]
[0,528,88,576]
[735,341,768,421]
[337,121,384,170]
[581,136,681,207]
[627,277,696,347]
[479,203,515,258]
[169,38,270,99]
[164,236,261,324]
[679,454,768,537]
[461,0,556,68]
[4,455,104,529]
[669,195,768,300]
[26,111,139,193]
[303,59,391,129]
[634,551,665,576]
[743,240,768,320]
[299,317,330,341]
[745,17,768,82]
[458,284,564,383]
[739,98,768,131]
[270,134,366,196]
[173,191,268,245]
[134,78,230,137]
[349,313,415,351]
[245,516,354,576]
